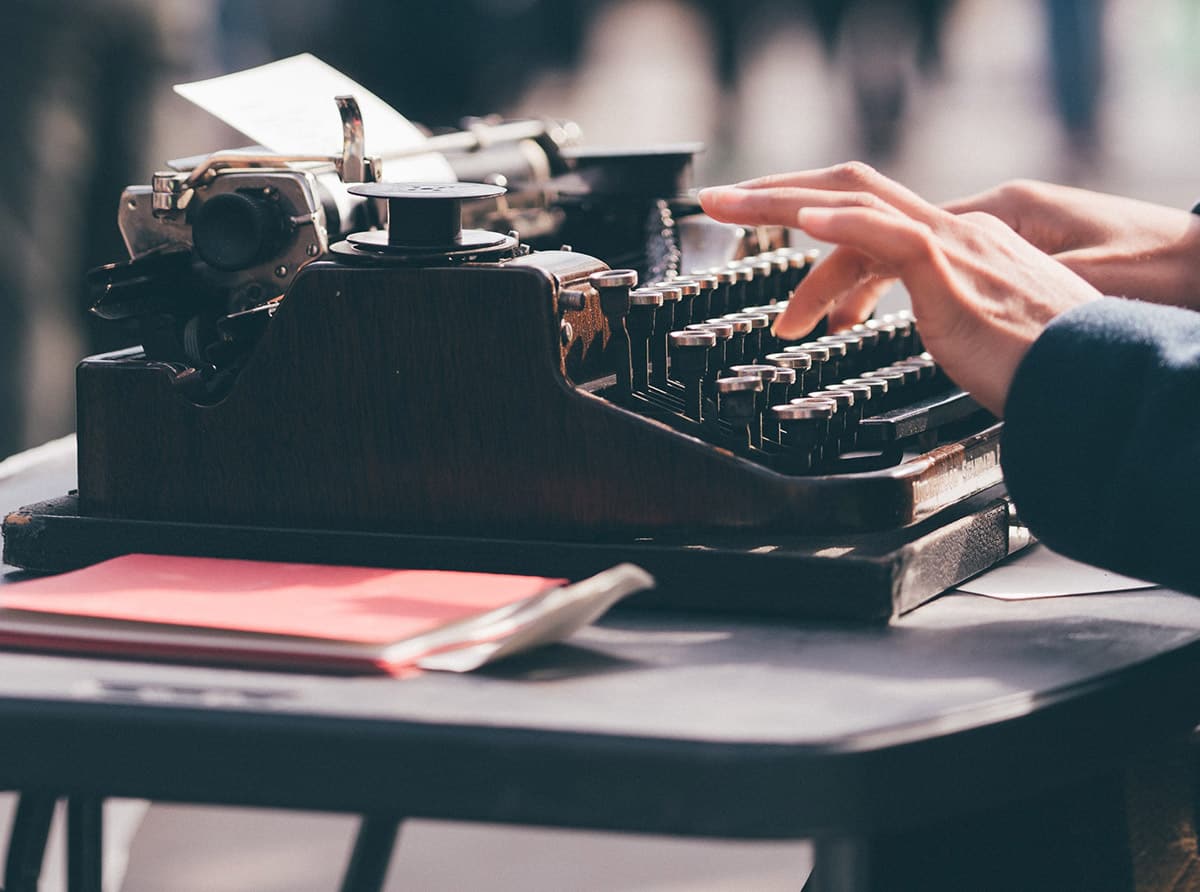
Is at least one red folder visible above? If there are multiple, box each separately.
[0,554,571,674]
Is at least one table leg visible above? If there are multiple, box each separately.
[339,814,403,892]
[4,792,56,892]
[66,796,103,892]
[804,835,871,892]
[828,774,1136,891]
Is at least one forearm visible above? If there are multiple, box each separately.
[1002,298,1200,593]
[1057,208,1200,307]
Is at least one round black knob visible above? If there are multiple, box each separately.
[347,181,506,248]
[191,191,284,272]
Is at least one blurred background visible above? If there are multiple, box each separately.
[3,0,1200,887]
[5,0,1200,462]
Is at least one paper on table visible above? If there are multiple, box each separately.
[417,563,653,672]
[174,54,454,181]
[0,555,654,674]
[954,543,1157,600]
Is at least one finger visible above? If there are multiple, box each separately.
[783,206,945,341]
[940,181,1054,248]
[826,277,894,332]
[732,161,945,224]
[796,205,939,266]
[940,186,1008,216]
[698,185,900,229]
[773,246,875,339]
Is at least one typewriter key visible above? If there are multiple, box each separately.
[671,278,702,327]
[767,254,790,301]
[726,312,769,362]
[714,316,752,368]
[707,267,738,316]
[808,388,855,454]
[825,382,871,446]
[862,368,907,409]
[765,351,812,395]
[628,288,664,393]
[689,272,719,323]
[669,329,717,420]
[883,313,915,357]
[896,309,923,352]
[887,360,934,399]
[848,323,882,367]
[788,342,832,390]
[650,284,683,387]
[730,364,784,443]
[880,363,922,389]
[775,398,836,470]
[813,336,848,382]
[688,321,733,385]
[590,269,639,400]
[767,366,797,430]
[820,333,864,377]
[864,319,899,362]
[903,354,937,381]
[726,263,753,312]
[750,259,773,306]
[751,305,787,353]
[778,249,806,293]
[841,376,889,416]
[716,375,764,454]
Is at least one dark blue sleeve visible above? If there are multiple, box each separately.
[1001,297,1200,594]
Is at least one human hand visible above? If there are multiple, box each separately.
[705,176,1200,331]
[698,163,1103,415]
[945,180,1200,306]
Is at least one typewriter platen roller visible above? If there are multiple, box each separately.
[4,129,1023,620]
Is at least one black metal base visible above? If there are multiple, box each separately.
[2,487,1025,622]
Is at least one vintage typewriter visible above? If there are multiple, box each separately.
[2,96,1026,621]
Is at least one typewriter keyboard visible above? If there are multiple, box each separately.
[586,249,987,476]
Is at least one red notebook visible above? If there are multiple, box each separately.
[0,555,651,674]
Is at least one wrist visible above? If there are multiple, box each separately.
[1179,206,1200,297]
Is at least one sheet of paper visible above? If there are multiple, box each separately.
[174,54,454,180]
[417,563,654,672]
[954,543,1157,600]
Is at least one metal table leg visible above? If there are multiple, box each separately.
[339,814,403,892]
[66,796,103,892]
[4,793,56,892]
[804,835,871,892]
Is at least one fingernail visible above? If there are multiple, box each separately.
[797,207,833,226]
[772,321,798,340]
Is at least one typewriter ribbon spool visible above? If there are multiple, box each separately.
[332,182,519,264]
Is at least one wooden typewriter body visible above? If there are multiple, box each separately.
[72,255,1001,534]
[4,183,1022,621]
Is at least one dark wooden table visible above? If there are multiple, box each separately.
[2,437,1199,892]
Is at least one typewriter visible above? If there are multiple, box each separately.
[2,96,1026,621]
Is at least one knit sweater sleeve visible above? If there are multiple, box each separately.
[1001,297,1200,594]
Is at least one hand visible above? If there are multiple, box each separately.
[698,163,1103,415]
[945,180,1200,306]
[705,176,1200,332]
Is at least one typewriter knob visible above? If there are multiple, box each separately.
[192,191,285,272]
